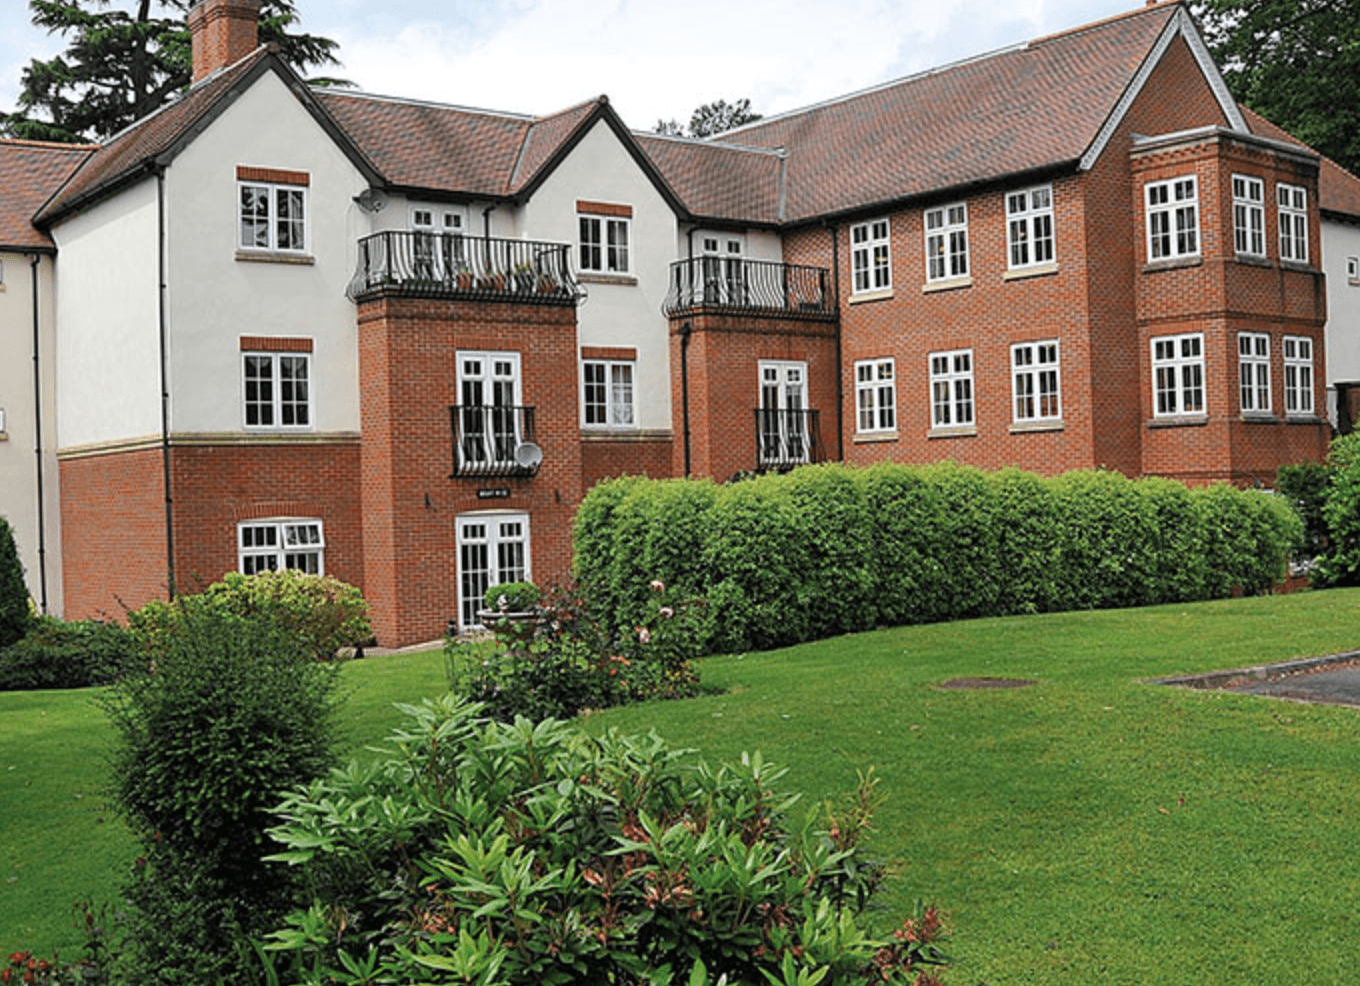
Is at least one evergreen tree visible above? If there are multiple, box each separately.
[655,97,762,139]
[3,0,347,144]
[0,518,31,650]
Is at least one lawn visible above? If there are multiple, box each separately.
[3,590,1360,984]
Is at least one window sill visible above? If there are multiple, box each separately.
[1286,414,1324,426]
[578,272,637,286]
[1148,415,1208,428]
[1234,254,1271,268]
[581,428,672,442]
[1009,420,1064,434]
[928,425,977,439]
[1143,257,1201,273]
[1239,412,1278,424]
[236,250,315,266]
[1280,260,1316,274]
[1002,264,1059,282]
[853,430,899,443]
[849,288,894,304]
[922,276,972,294]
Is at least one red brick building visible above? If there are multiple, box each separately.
[2,0,1352,644]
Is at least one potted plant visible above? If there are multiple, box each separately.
[477,580,542,648]
[512,261,536,293]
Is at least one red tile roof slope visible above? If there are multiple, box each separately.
[510,99,602,193]
[1239,104,1360,220]
[634,134,784,225]
[707,2,1178,223]
[0,139,96,249]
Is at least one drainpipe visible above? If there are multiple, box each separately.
[156,166,176,599]
[829,223,844,462]
[679,320,693,477]
[28,254,48,614]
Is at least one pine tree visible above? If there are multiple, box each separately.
[0,518,31,650]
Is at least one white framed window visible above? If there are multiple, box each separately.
[855,358,896,433]
[758,360,811,466]
[238,180,307,252]
[1283,335,1314,415]
[238,519,324,575]
[1232,175,1265,258]
[1145,177,1199,261]
[1238,332,1271,414]
[1006,186,1054,269]
[411,206,466,277]
[1348,256,1360,282]
[1278,183,1308,264]
[851,219,891,293]
[582,358,635,427]
[930,349,974,427]
[579,213,631,273]
[457,513,531,631]
[1151,332,1205,417]
[700,235,747,304]
[456,351,522,468]
[926,203,969,282]
[1011,341,1061,423]
[243,352,311,428]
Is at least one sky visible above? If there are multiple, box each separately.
[1,0,1144,136]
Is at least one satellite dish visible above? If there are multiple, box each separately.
[356,188,388,213]
[514,442,543,469]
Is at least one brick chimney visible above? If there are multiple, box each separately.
[187,0,262,84]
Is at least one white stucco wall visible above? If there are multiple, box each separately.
[519,119,679,432]
[1324,216,1360,421]
[51,177,163,451]
[163,69,372,435]
[0,251,63,613]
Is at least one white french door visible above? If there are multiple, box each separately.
[758,360,809,466]
[457,513,531,630]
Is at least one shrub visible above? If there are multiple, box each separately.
[263,696,949,986]
[1193,483,1301,596]
[0,616,138,691]
[1276,461,1331,565]
[482,579,542,614]
[1314,433,1360,587]
[0,516,30,650]
[101,598,342,986]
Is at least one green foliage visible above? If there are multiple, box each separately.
[576,464,1302,654]
[0,616,138,691]
[100,598,342,985]
[128,570,370,661]
[1276,461,1332,563]
[263,696,947,986]
[654,97,763,138]
[0,517,32,650]
[1314,433,1360,586]
[482,579,542,614]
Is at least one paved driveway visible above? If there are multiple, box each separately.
[1154,652,1360,707]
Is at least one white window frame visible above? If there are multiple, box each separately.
[930,349,974,428]
[1145,176,1199,262]
[1283,335,1314,416]
[238,180,307,253]
[581,358,636,428]
[1348,256,1360,283]
[579,213,631,273]
[242,351,312,429]
[410,206,467,277]
[1238,332,1271,414]
[238,519,325,576]
[1278,183,1308,264]
[456,512,531,631]
[1232,175,1265,258]
[855,358,896,434]
[925,203,969,282]
[1011,340,1061,423]
[758,360,811,466]
[1151,332,1205,418]
[850,219,891,294]
[1006,186,1055,269]
[456,351,523,468]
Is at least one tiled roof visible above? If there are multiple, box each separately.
[634,134,784,225]
[1239,105,1360,220]
[0,139,96,249]
[37,47,276,223]
[707,2,1179,223]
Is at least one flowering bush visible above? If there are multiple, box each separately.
[447,580,703,722]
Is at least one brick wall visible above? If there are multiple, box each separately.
[187,0,261,83]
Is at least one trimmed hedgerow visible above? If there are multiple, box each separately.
[575,462,1301,655]
[0,616,138,691]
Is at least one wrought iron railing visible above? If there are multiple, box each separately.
[663,258,833,317]
[449,405,541,478]
[754,408,825,471]
[349,232,585,305]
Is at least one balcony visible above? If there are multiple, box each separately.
[449,405,541,479]
[349,232,586,306]
[663,258,835,318]
[755,408,826,471]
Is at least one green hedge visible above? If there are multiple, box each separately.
[574,464,1302,654]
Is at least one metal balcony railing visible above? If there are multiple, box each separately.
[754,407,825,471]
[449,405,541,478]
[663,258,834,317]
[349,232,585,305]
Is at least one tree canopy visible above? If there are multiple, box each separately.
[3,0,346,144]
[1193,0,1360,176]
[655,97,762,139]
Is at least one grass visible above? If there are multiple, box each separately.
[3,591,1360,983]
